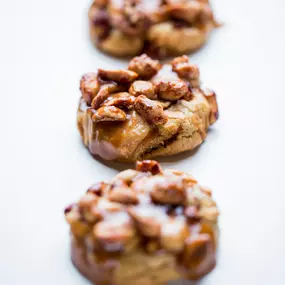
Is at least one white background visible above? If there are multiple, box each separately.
[0,0,284,284]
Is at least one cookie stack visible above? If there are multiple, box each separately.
[65,0,220,284]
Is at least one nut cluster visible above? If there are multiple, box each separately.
[65,160,219,258]
[90,0,215,38]
[80,54,211,125]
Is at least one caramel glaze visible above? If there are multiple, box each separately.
[78,64,180,161]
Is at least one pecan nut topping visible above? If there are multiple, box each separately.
[134,95,168,125]
[98,68,138,83]
[64,161,219,284]
[92,106,127,122]
[129,80,157,99]
[77,55,218,162]
[155,78,191,101]
[80,73,100,105]
[128,54,162,79]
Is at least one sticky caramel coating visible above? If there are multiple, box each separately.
[65,161,219,285]
[77,54,218,162]
[88,0,218,58]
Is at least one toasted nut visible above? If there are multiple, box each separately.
[203,89,218,124]
[172,57,200,84]
[93,216,135,250]
[102,92,136,109]
[80,73,100,105]
[93,0,108,8]
[92,106,127,122]
[182,234,214,269]
[89,6,111,40]
[134,95,167,125]
[149,175,187,205]
[78,193,99,222]
[65,208,91,237]
[96,197,124,213]
[91,83,124,109]
[98,69,138,83]
[113,169,139,183]
[167,2,203,24]
[129,81,157,99]
[155,78,191,101]
[171,55,189,66]
[198,207,219,222]
[184,206,201,224]
[200,186,212,196]
[111,5,150,36]
[109,187,139,205]
[160,217,189,252]
[129,205,167,237]
[136,160,162,175]
[87,182,106,196]
[128,54,161,80]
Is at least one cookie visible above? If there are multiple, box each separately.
[64,160,219,284]
[77,54,218,162]
[89,0,218,58]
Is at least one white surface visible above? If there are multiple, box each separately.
[0,0,285,284]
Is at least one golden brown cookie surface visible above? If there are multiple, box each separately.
[77,54,218,162]
[89,0,218,57]
[65,161,219,284]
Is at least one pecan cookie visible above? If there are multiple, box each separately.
[89,0,218,58]
[64,160,219,285]
[77,54,218,162]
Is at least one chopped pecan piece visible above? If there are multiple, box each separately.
[78,193,99,222]
[110,2,151,36]
[172,57,200,83]
[184,206,201,224]
[109,187,139,205]
[150,176,187,205]
[107,179,139,205]
[93,217,135,249]
[167,2,203,24]
[65,207,91,237]
[102,92,136,109]
[91,83,124,109]
[98,69,138,83]
[113,169,139,183]
[203,89,219,124]
[129,205,166,237]
[92,106,127,122]
[136,160,162,175]
[93,0,108,8]
[160,218,189,252]
[128,54,161,80]
[129,81,157,99]
[90,7,111,40]
[87,182,106,196]
[155,78,191,101]
[181,234,214,269]
[134,95,167,125]
[80,73,100,105]
[95,198,124,213]
[171,55,189,65]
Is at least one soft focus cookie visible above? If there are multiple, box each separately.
[89,0,218,58]
[77,54,218,162]
[64,160,219,285]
